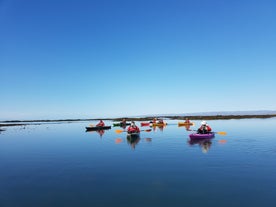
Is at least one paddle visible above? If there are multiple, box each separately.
[115,129,152,134]
[215,131,227,135]
[191,130,227,135]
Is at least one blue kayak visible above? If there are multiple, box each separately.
[189,132,215,140]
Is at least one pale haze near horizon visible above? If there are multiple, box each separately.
[1,0,276,120]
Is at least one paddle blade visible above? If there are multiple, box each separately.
[144,129,152,132]
[115,129,124,134]
[216,131,227,135]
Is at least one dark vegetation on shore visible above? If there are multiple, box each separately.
[112,114,276,121]
[1,114,276,129]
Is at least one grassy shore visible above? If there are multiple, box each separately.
[1,114,276,128]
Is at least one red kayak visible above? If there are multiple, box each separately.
[141,122,151,126]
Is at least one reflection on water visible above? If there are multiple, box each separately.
[151,125,166,132]
[127,136,141,149]
[144,137,152,142]
[178,125,192,131]
[115,137,152,148]
[96,129,106,137]
[115,138,123,144]
[86,129,106,138]
[188,138,213,153]
[126,136,153,149]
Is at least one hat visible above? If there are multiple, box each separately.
[201,121,207,125]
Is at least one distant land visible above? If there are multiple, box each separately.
[137,110,276,117]
[1,110,276,130]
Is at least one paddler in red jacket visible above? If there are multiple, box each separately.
[96,120,105,127]
[197,121,212,134]
[127,121,140,134]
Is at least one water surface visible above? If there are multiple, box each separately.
[1,118,276,207]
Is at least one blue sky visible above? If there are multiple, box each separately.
[1,0,276,120]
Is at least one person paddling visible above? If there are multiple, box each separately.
[121,118,127,125]
[127,121,140,134]
[184,118,191,124]
[197,121,212,134]
[96,120,105,127]
[157,118,164,124]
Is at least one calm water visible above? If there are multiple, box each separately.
[1,118,276,207]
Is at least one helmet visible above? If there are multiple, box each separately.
[201,121,207,125]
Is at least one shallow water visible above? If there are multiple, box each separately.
[1,118,276,207]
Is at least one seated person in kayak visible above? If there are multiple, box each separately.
[120,118,128,129]
[96,120,105,127]
[153,117,164,124]
[197,121,212,134]
[184,118,191,124]
[157,119,164,124]
[127,121,140,134]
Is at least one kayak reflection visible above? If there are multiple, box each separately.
[184,125,191,131]
[115,136,152,148]
[96,129,105,137]
[188,138,213,153]
[127,133,140,149]
[86,129,105,138]
[151,125,166,132]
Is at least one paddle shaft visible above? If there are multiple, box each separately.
[191,130,226,135]
[115,129,151,133]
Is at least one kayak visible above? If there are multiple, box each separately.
[178,122,194,126]
[141,122,151,126]
[113,122,131,127]
[85,126,111,131]
[151,123,167,127]
[189,132,215,140]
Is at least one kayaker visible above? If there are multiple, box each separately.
[96,120,105,127]
[197,121,212,134]
[127,121,140,134]
[184,118,191,124]
[184,118,191,130]
[121,118,127,125]
[157,118,164,124]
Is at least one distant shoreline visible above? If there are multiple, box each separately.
[1,114,276,128]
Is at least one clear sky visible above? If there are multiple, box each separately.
[1,0,276,120]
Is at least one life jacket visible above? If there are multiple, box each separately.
[128,125,140,133]
[96,121,105,127]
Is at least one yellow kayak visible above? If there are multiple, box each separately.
[178,122,194,126]
[151,122,167,127]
